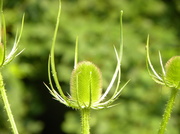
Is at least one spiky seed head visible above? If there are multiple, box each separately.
[165,56,180,89]
[70,61,102,107]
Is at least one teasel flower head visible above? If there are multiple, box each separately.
[45,1,129,110]
[146,36,180,89]
[0,1,24,68]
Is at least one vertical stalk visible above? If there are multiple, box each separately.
[158,88,178,134]
[0,72,19,134]
[81,109,90,134]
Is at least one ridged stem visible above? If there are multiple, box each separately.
[81,109,90,134]
[158,88,178,134]
[0,72,19,134]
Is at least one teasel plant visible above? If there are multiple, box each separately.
[45,1,129,134]
[0,0,24,133]
[146,36,180,134]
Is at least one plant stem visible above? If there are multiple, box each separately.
[0,72,19,134]
[81,109,90,134]
[158,88,178,134]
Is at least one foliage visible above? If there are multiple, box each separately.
[0,0,179,134]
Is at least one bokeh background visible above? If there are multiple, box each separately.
[0,0,179,134]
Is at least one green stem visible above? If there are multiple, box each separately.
[81,109,90,134]
[0,72,19,134]
[158,88,178,134]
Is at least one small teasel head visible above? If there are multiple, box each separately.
[146,36,180,89]
[164,56,180,89]
[0,0,24,68]
[70,61,102,108]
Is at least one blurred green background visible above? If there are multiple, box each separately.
[0,0,179,133]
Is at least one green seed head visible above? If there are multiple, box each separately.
[165,56,180,89]
[70,61,102,108]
